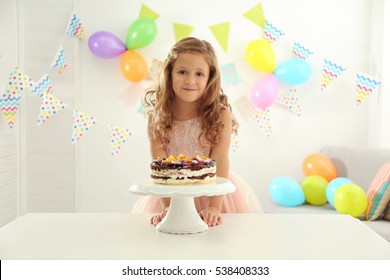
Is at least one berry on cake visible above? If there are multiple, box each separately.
[150,154,217,185]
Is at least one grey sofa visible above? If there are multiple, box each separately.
[263,145,390,242]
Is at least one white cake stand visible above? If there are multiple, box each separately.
[129,177,235,234]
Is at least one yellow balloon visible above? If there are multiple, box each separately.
[301,175,328,206]
[245,40,276,73]
[334,184,368,217]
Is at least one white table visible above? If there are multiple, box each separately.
[0,213,389,260]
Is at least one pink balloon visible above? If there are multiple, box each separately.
[250,74,279,109]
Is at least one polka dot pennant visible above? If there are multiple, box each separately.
[277,88,302,116]
[109,125,132,155]
[37,88,67,126]
[230,133,239,152]
[251,109,272,137]
[72,110,97,144]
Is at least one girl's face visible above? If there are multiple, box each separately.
[171,53,210,104]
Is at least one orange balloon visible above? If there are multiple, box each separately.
[120,50,148,82]
[302,154,338,182]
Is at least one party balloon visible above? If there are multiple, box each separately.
[126,17,157,50]
[334,183,368,217]
[326,177,353,208]
[120,50,148,82]
[302,154,338,182]
[250,74,279,109]
[301,175,328,206]
[245,40,276,73]
[88,31,126,58]
[274,58,312,85]
[269,176,305,207]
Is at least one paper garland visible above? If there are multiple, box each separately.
[262,20,285,44]
[277,89,302,116]
[72,110,97,144]
[243,3,266,29]
[221,63,240,86]
[65,12,85,39]
[292,41,314,60]
[51,45,68,74]
[355,73,381,106]
[320,59,347,91]
[37,86,67,126]
[110,125,132,155]
[209,22,230,53]
[251,109,272,137]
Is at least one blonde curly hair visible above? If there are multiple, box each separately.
[142,37,238,149]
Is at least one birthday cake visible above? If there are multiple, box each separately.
[150,154,217,185]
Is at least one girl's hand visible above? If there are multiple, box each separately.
[199,207,222,227]
[150,207,169,226]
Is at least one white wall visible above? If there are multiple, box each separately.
[2,0,386,216]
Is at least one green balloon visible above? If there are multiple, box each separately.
[126,17,157,50]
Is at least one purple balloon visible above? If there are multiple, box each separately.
[88,31,126,58]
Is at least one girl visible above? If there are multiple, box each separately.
[132,37,262,227]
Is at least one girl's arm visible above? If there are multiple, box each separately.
[200,108,232,226]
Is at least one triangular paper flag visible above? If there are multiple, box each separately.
[243,3,266,29]
[139,4,159,20]
[209,22,230,52]
[145,59,163,81]
[277,88,302,116]
[233,95,258,121]
[251,109,271,137]
[261,20,285,44]
[1,67,34,128]
[72,110,97,143]
[230,133,239,152]
[173,23,194,42]
[37,88,67,126]
[320,59,347,91]
[110,125,132,155]
[355,73,381,106]
[51,44,68,74]
[65,12,85,38]
[292,41,314,60]
[31,74,51,98]
[221,63,240,86]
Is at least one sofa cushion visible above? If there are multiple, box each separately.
[365,163,390,221]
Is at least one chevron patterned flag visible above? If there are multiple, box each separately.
[37,87,67,126]
[1,67,34,128]
[251,109,272,137]
[261,20,285,44]
[109,125,132,155]
[320,59,347,91]
[277,88,302,116]
[31,74,51,98]
[65,12,85,39]
[292,41,314,60]
[355,73,381,106]
[51,45,68,74]
[72,110,97,144]
[221,63,240,86]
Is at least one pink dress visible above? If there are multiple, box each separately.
[132,117,263,213]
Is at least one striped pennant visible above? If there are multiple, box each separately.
[277,88,302,116]
[51,44,68,74]
[31,74,51,98]
[261,20,285,44]
[72,110,97,144]
[65,12,85,39]
[292,41,314,60]
[1,67,34,128]
[355,73,381,106]
[251,109,272,137]
[320,59,347,91]
[109,125,132,155]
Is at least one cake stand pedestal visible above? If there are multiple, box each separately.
[129,178,235,234]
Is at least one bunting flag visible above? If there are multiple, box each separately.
[72,110,97,144]
[209,22,230,52]
[320,59,347,91]
[221,63,240,86]
[277,88,302,116]
[145,59,163,81]
[261,20,285,44]
[243,3,266,29]
[355,73,381,106]
[119,83,144,107]
[139,4,159,19]
[51,44,68,74]
[233,95,258,121]
[292,41,314,60]
[65,12,85,39]
[230,133,239,152]
[173,23,194,42]
[1,67,34,128]
[37,87,67,126]
[110,125,132,155]
[251,109,272,137]
[31,74,51,98]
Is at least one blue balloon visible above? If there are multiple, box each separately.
[326,177,353,208]
[274,58,312,85]
[269,176,305,207]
